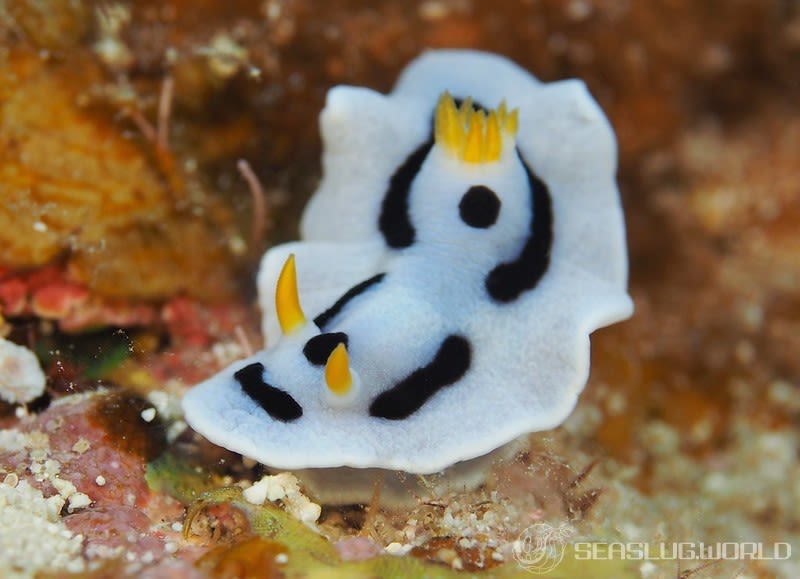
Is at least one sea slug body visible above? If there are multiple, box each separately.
[183,49,633,477]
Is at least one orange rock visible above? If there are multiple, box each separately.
[0,47,243,302]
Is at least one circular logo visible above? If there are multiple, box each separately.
[513,523,573,574]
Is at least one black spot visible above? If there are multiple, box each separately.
[369,335,471,420]
[485,153,554,303]
[378,140,433,248]
[234,362,302,422]
[303,332,349,366]
[459,185,501,228]
[314,273,386,330]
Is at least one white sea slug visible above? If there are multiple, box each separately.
[183,49,633,483]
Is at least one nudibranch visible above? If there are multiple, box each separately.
[183,50,633,476]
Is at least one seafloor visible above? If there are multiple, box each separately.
[0,1,798,578]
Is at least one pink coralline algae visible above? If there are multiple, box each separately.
[0,264,158,332]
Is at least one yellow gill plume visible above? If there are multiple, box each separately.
[434,91,518,163]
[275,254,307,335]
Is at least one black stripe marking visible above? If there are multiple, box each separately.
[369,335,471,420]
[303,332,348,366]
[378,140,433,248]
[234,362,302,422]
[313,273,386,330]
[485,153,554,303]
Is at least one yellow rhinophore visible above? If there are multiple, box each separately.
[434,92,519,163]
[275,254,306,335]
[324,343,352,396]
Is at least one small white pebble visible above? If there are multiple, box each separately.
[275,553,288,564]
[242,480,268,505]
[165,541,178,554]
[385,542,412,556]
[45,494,66,519]
[52,476,77,498]
[242,473,321,527]
[0,337,47,404]
[95,475,106,486]
[44,459,61,478]
[229,235,247,256]
[206,34,248,79]
[33,221,48,232]
[72,438,91,454]
[171,522,183,532]
[68,492,92,512]
[140,407,157,422]
[298,501,321,526]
